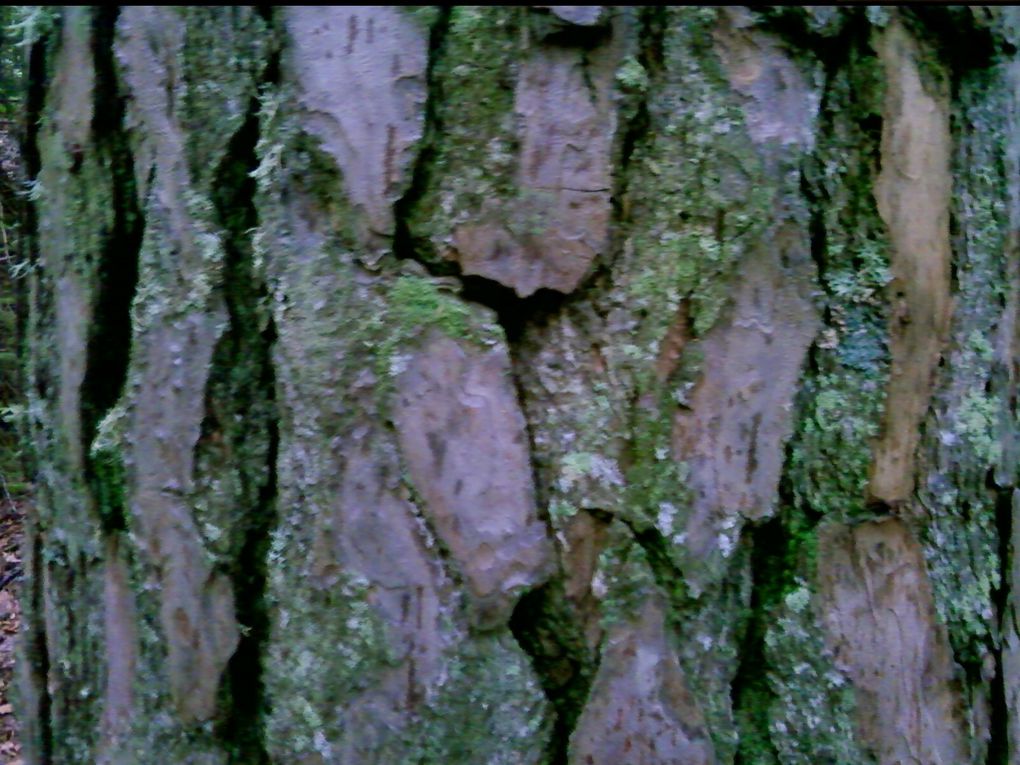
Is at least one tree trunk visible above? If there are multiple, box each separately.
[17,6,1020,764]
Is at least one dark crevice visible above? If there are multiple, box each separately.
[21,11,52,183]
[750,6,830,57]
[21,21,55,765]
[527,9,612,50]
[901,7,998,83]
[502,11,666,755]
[386,3,566,531]
[642,6,667,75]
[499,327,597,765]
[508,582,596,765]
[205,22,281,764]
[496,284,587,765]
[461,276,565,344]
[730,518,793,765]
[389,6,565,338]
[81,6,143,533]
[391,7,451,273]
[619,516,697,618]
[987,483,1013,765]
[801,160,828,300]
[605,6,662,279]
[26,529,52,764]
[24,21,52,408]
[389,9,653,758]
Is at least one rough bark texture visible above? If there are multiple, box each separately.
[17,6,1020,765]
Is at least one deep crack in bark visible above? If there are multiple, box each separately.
[391,7,453,275]
[21,16,58,765]
[730,518,790,765]
[81,6,144,533]
[204,19,280,761]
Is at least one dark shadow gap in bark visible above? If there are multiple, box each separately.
[20,22,55,765]
[391,7,453,274]
[388,9,661,760]
[25,19,53,408]
[987,482,1013,765]
[25,526,52,764]
[21,18,48,184]
[204,23,281,762]
[600,5,661,284]
[527,7,612,51]
[901,6,998,89]
[460,276,565,344]
[623,519,696,616]
[468,275,584,765]
[799,6,880,292]
[508,581,596,765]
[451,8,657,739]
[730,517,790,765]
[81,6,143,533]
[750,7,831,58]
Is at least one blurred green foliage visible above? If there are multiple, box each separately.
[0,6,27,496]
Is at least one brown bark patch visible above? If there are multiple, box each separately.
[869,16,953,505]
[285,7,429,248]
[818,517,968,764]
[449,15,618,297]
[394,334,555,628]
[672,224,818,587]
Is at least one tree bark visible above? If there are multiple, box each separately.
[17,6,1020,764]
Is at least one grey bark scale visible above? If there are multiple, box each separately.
[18,5,1020,765]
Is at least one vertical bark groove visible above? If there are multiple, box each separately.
[989,485,1012,764]
[19,20,52,764]
[392,7,452,273]
[730,518,789,765]
[204,28,280,761]
[81,7,142,533]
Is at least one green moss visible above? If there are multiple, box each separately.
[915,62,1013,675]
[744,34,890,761]
[252,75,551,761]
[405,6,521,260]
[956,390,1001,464]
[29,34,120,550]
[25,540,105,763]
[624,394,691,543]
[519,343,629,538]
[265,567,396,758]
[608,7,780,550]
[615,55,649,95]
[617,7,775,363]
[254,92,503,423]
[593,532,660,629]
[180,7,269,189]
[107,543,231,763]
[90,447,125,528]
[411,636,550,765]
[388,275,478,341]
[763,576,869,764]
[785,33,890,523]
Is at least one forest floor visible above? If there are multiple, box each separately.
[0,491,21,764]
